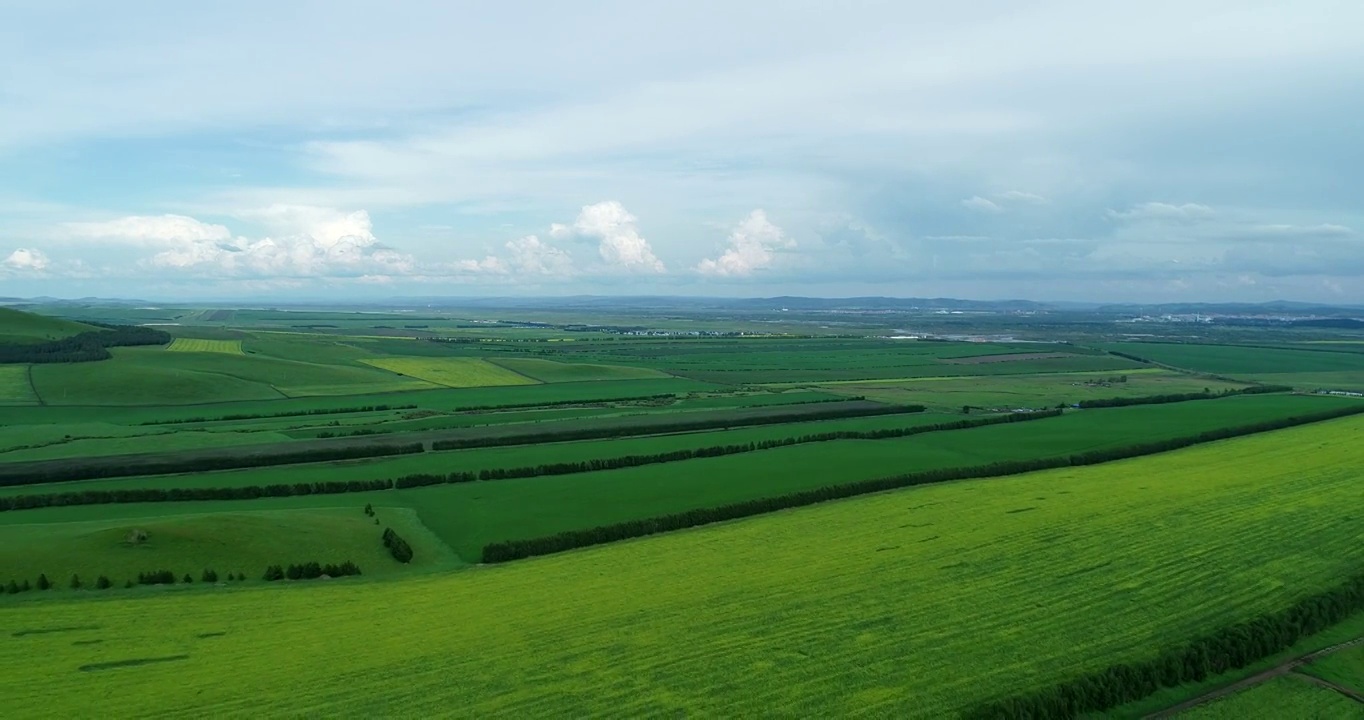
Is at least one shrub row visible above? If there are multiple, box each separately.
[0,325,171,364]
[382,529,414,563]
[480,403,1364,563]
[3,569,252,595]
[0,443,424,488]
[431,403,927,451]
[965,572,1364,719]
[0,479,396,512]
[1076,384,1294,409]
[262,561,361,581]
[140,404,418,426]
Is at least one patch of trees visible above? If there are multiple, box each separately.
[0,325,171,364]
[140,404,417,426]
[431,403,926,451]
[0,442,424,488]
[0,478,396,512]
[479,403,1364,563]
[1077,384,1294,409]
[382,528,414,563]
[964,572,1364,719]
[262,561,362,581]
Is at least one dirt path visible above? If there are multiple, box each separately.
[1291,671,1364,705]
[1144,636,1364,718]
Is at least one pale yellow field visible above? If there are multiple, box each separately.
[360,357,538,388]
[0,365,37,404]
[165,338,244,354]
[2,417,1362,717]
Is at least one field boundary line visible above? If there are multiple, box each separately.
[25,364,44,406]
[1143,635,1364,718]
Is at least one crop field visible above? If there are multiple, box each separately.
[0,506,452,588]
[812,369,1248,411]
[489,357,672,382]
[1176,677,1364,719]
[360,357,540,388]
[2,419,1362,716]
[0,365,37,405]
[1108,341,1364,377]
[165,338,244,354]
[1304,645,1364,695]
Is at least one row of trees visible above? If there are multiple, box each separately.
[382,528,414,563]
[0,442,424,488]
[0,479,396,512]
[431,402,927,451]
[480,403,1364,563]
[141,403,417,426]
[0,325,171,364]
[965,572,1364,719]
[262,561,361,581]
[2,569,251,594]
[1077,384,1293,409]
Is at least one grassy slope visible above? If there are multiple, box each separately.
[0,507,453,588]
[1175,677,1364,719]
[1,418,1361,716]
[0,307,97,343]
[0,365,37,404]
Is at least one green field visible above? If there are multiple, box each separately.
[0,506,452,589]
[812,369,1248,411]
[2,418,1361,716]
[166,338,244,354]
[1108,342,1364,377]
[1304,644,1364,695]
[360,357,540,388]
[1177,677,1364,719]
[0,307,96,343]
[0,364,36,404]
[489,356,672,382]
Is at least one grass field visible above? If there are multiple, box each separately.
[1108,342,1364,377]
[1176,676,1364,719]
[360,357,540,388]
[0,307,96,343]
[1,419,1361,716]
[812,369,1248,411]
[1304,644,1364,695]
[0,506,453,589]
[489,357,672,382]
[0,365,37,404]
[166,338,244,354]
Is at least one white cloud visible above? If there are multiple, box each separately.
[453,255,509,274]
[961,196,1002,213]
[998,190,1047,204]
[65,214,232,245]
[1242,223,1353,238]
[557,201,665,272]
[505,235,574,276]
[697,210,794,277]
[1107,202,1216,222]
[4,248,50,271]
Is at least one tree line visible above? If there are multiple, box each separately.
[140,403,418,426]
[0,442,425,488]
[430,403,927,451]
[262,561,361,581]
[0,325,171,364]
[0,411,1054,511]
[1076,384,1294,409]
[479,403,1364,563]
[964,571,1364,719]
[4,568,250,594]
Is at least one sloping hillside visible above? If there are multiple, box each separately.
[0,308,98,344]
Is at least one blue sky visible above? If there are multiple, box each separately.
[2,0,1362,302]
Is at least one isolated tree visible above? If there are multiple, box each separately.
[36,574,51,591]
[95,575,112,590]
[201,569,218,583]
[183,573,194,584]
[69,574,82,590]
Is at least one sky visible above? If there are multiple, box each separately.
[1,1,1362,303]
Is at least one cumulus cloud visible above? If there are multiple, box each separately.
[4,248,50,271]
[697,210,794,277]
[65,214,232,245]
[556,201,665,272]
[961,196,1002,213]
[453,255,509,274]
[1107,202,1216,222]
[505,235,574,275]
[65,207,414,278]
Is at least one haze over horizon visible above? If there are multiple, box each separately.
[2,1,1362,303]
